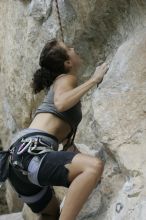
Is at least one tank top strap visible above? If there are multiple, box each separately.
[52,74,67,89]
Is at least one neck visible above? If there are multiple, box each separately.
[68,67,78,77]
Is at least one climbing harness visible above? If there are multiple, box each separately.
[0,131,58,187]
[54,0,64,42]
[17,136,54,155]
[19,186,48,204]
[10,132,58,174]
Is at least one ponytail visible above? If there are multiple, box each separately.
[32,67,54,94]
[31,39,70,94]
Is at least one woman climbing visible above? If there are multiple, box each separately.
[8,39,108,220]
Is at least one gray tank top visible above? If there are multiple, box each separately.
[34,85,82,136]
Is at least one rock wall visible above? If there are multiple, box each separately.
[0,0,146,219]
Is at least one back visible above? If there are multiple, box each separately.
[34,84,82,130]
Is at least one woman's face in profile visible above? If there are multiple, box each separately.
[59,42,83,72]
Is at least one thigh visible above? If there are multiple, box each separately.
[64,153,104,183]
[38,151,79,187]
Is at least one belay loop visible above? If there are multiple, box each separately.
[54,0,64,42]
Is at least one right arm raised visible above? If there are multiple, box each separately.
[53,63,108,112]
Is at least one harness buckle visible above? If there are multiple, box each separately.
[11,160,29,175]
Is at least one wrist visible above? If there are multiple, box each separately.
[88,78,98,86]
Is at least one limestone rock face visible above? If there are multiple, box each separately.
[0,0,146,219]
[0,213,23,220]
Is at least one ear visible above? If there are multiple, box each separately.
[64,59,73,71]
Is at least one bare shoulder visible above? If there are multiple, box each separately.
[53,74,77,92]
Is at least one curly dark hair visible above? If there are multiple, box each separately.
[32,39,70,94]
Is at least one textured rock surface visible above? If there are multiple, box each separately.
[0,213,23,220]
[0,185,9,215]
[0,0,146,219]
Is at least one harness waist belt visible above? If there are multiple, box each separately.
[10,131,59,154]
